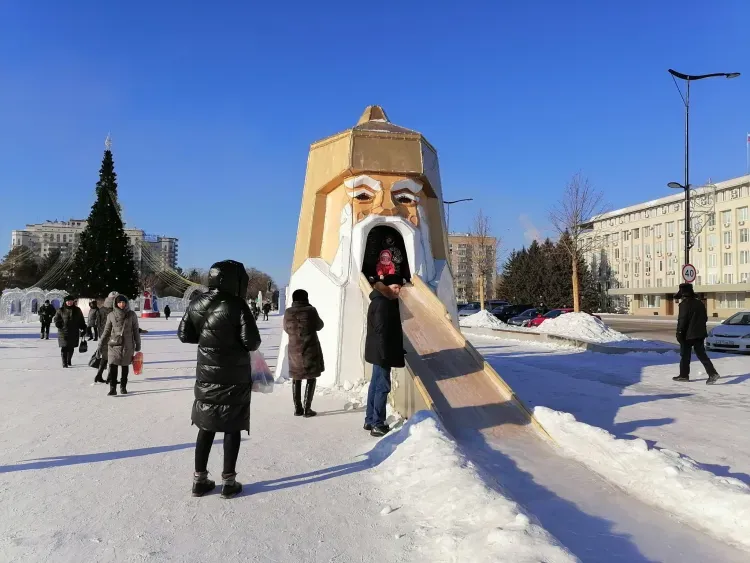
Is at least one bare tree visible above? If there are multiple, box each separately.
[549,172,606,312]
[468,210,499,310]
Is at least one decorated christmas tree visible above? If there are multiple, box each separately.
[66,136,139,298]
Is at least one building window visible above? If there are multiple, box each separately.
[624,247,630,260]
[642,295,661,308]
[623,230,630,241]
[741,250,750,265]
[722,210,732,225]
[656,241,663,255]
[708,234,718,248]
[695,276,702,285]
[667,222,675,236]
[709,254,718,268]
[738,207,749,223]
[667,240,675,253]
[655,224,663,237]
[741,272,749,283]
[644,279,651,288]
[707,213,716,227]
[645,261,651,275]
[633,228,640,239]
[724,273,734,284]
[717,293,745,309]
[659,260,663,272]
[657,278,663,287]
[614,248,620,260]
[56,234,60,242]
[678,219,685,233]
[624,262,629,274]
[694,236,702,250]
[708,273,719,284]
[724,253,733,267]
[741,229,749,244]
[724,231,733,245]
[634,245,640,258]
[634,262,640,275]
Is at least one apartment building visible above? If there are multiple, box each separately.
[448,233,498,302]
[10,219,179,271]
[585,174,750,317]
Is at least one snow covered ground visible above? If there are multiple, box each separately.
[0,314,575,563]
[469,333,750,555]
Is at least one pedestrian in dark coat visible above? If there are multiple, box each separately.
[251,301,259,321]
[674,283,719,384]
[178,260,261,499]
[283,289,324,417]
[164,305,171,320]
[262,302,271,321]
[99,295,141,396]
[87,301,100,341]
[93,291,117,383]
[38,300,56,340]
[54,296,85,368]
[364,275,406,437]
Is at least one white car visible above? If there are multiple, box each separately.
[706,311,750,352]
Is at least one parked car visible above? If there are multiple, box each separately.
[492,304,534,324]
[458,300,509,318]
[507,308,541,326]
[526,308,573,328]
[706,311,750,353]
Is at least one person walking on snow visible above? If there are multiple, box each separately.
[99,295,141,396]
[93,291,117,383]
[283,289,324,417]
[54,296,85,368]
[251,301,259,321]
[87,300,100,341]
[178,260,261,499]
[364,275,406,437]
[38,299,56,340]
[674,283,719,384]
[164,305,171,320]
[262,302,271,321]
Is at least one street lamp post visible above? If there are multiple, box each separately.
[667,69,740,270]
[444,198,473,234]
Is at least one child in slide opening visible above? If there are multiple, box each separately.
[376,250,396,280]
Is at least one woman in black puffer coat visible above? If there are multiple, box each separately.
[178,260,261,499]
[54,296,86,368]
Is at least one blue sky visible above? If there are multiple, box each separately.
[1,0,748,285]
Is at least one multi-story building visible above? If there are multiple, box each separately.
[10,219,179,271]
[448,233,498,303]
[584,174,750,317]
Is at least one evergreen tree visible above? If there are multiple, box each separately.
[67,142,139,298]
[0,247,39,290]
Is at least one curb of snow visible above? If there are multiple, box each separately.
[369,411,577,562]
[534,406,750,552]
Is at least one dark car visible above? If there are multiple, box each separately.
[507,308,540,326]
[492,304,534,324]
[459,300,508,318]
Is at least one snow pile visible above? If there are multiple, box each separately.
[459,310,506,329]
[537,312,630,343]
[535,407,750,552]
[371,412,576,562]
[315,378,404,429]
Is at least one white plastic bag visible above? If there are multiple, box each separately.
[250,351,274,394]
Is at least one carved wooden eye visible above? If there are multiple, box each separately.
[396,194,415,204]
[355,193,373,202]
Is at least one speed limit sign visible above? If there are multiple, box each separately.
[682,263,697,283]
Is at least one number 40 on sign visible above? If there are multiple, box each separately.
[682,264,697,284]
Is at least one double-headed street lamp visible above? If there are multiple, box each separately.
[667,69,740,269]
[444,198,473,234]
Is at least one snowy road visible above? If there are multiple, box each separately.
[467,334,750,562]
[0,317,416,563]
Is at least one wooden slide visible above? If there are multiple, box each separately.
[363,274,550,442]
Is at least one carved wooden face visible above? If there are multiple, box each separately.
[343,174,424,227]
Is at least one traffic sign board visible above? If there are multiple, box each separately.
[682,263,697,284]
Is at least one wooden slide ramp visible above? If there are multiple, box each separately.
[396,276,547,443]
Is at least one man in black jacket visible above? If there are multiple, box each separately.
[364,275,405,437]
[38,299,56,340]
[178,260,261,499]
[674,283,719,384]
[54,296,85,367]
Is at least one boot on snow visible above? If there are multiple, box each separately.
[94,374,106,384]
[303,379,317,418]
[707,373,721,385]
[370,425,391,438]
[220,473,242,499]
[192,471,216,497]
[672,375,690,382]
[61,350,69,368]
[292,380,304,416]
[107,381,117,396]
[120,375,128,395]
